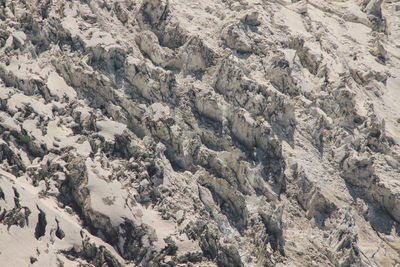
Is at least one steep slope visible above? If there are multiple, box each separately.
[0,0,400,266]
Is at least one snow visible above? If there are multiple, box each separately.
[275,6,311,37]
[7,93,53,119]
[0,168,131,267]
[12,31,26,45]
[74,105,91,121]
[96,120,127,141]
[21,116,78,150]
[0,111,20,131]
[1,55,43,81]
[148,102,171,121]
[75,140,92,157]
[0,87,14,99]
[22,119,42,139]
[86,158,133,226]
[378,75,400,142]
[346,21,371,45]
[139,206,177,250]
[45,119,74,147]
[61,6,80,39]
[84,29,118,48]
[47,72,77,100]
[0,169,81,266]
[0,0,399,265]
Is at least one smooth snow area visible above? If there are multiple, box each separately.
[47,72,77,100]
[0,111,20,131]
[138,206,177,250]
[74,105,91,121]
[86,155,190,252]
[61,4,119,50]
[0,168,130,267]
[378,75,400,142]
[1,55,43,81]
[74,140,92,157]
[96,120,126,141]
[7,93,53,118]
[276,6,311,38]
[0,169,81,267]
[86,158,133,226]
[21,116,78,150]
[84,29,119,48]
[0,87,14,99]
[22,118,42,139]
[61,5,80,38]
[346,21,371,44]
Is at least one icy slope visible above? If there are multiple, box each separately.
[0,0,400,266]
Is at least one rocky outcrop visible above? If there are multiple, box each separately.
[0,187,31,230]
[0,0,400,266]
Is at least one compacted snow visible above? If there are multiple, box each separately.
[0,0,400,266]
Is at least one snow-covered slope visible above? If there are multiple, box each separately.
[0,0,400,266]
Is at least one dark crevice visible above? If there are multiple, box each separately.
[34,207,47,239]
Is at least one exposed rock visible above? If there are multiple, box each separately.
[267,55,298,95]
[139,0,169,27]
[222,23,254,53]
[198,172,248,232]
[259,203,285,255]
[0,187,31,230]
[0,0,400,266]
[217,245,244,267]
[0,142,25,175]
[241,11,261,26]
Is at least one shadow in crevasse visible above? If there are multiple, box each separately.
[344,180,400,236]
[270,121,296,149]
[367,206,400,235]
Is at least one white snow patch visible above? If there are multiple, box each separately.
[0,169,83,266]
[0,87,14,99]
[2,54,43,81]
[75,105,91,121]
[75,141,92,157]
[139,206,177,250]
[86,158,133,226]
[147,102,171,121]
[346,22,371,44]
[12,31,26,45]
[47,72,77,100]
[96,120,126,141]
[275,6,311,37]
[61,7,81,39]
[22,119,42,139]
[0,111,20,131]
[7,93,53,118]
